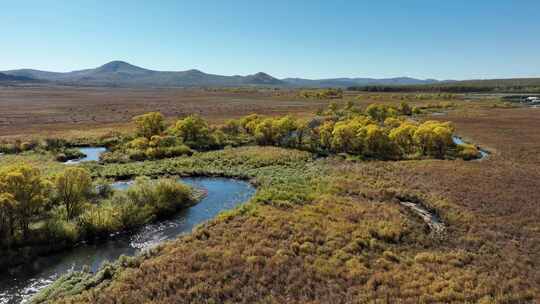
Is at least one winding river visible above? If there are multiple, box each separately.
[0,177,255,304]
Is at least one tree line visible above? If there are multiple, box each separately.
[348,78,540,93]
[101,101,479,163]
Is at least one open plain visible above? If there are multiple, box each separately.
[1,85,539,303]
[0,86,327,139]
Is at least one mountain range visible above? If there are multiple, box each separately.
[0,72,35,82]
[2,60,441,88]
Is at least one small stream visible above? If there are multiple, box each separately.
[452,136,489,160]
[399,201,445,234]
[64,147,107,164]
[0,177,255,304]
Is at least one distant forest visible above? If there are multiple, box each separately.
[348,78,540,93]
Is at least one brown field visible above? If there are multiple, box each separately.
[2,86,539,302]
[0,86,330,139]
[0,85,496,140]
[49,104,540,303]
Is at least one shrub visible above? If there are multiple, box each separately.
[128,149,146,161]
[20,141,37,151]
[170,115,211,149]
[78,204,121,238]
[399,102,413,115]
[55,148,85,162]
[365,104,398,122]
[110,194,154,230]
[44,217,80,243]
[132,112,165,139]
[93,179,113,199]
[413,121,454,158]
[254,118,275,145]
[456,143,481,160]
[43,138,69,151]
[364,124,394,158]
[126,177,193,218]
[389,123,418,156]
[127,137,149,150]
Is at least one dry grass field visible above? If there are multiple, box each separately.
[45,104,540,303]
[0,86,495,140]
[2,86,539,302]
[0,86,329,139]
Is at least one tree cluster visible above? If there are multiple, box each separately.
[0,166,91,247]
[299,88,343,99]
[0,164,193,251]
[215,102,463,160]
[104,102,477,163]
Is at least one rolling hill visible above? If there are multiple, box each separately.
[3,61,441,88]
[3,61,285,87]
[0,72,35,82]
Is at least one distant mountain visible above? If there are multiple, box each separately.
[347,78,540,93]
[3,61,285,87]
[282,76,440,88]
[3,61,441,88]
[0,72,35,82]
[3,60,452,88]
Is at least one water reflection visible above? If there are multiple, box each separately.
[64,147,107,164]
[0,177,255,304]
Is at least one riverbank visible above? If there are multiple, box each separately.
[28,141,537,303]
[1,177,254,304]
[22,143,532,302]
[0,176,198,276]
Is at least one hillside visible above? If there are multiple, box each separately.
[5,61,539,91]
[4,61,439,88]
[3,61,285,87]
[0,72,35,82]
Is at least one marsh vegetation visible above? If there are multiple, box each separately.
[0,89,538,303]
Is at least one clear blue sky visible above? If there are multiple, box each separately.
[1,0,539,80]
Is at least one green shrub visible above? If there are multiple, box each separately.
[56,148,85,162]
[93,179,114,199]
[43,138,69,151]
[126,177,193,218]
[109,194,154,230]
[128,149,146,161]
[78,204,120,238]
[44,217,80,243]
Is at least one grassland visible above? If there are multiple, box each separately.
[0,86,327,139]
[1,86,539,303]
[0,85,504,140]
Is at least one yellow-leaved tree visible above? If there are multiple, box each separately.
[133,112,165,139]
[0,164,50,239]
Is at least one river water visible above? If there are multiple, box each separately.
[452,136,489,159]
[0,177,255,304]
[64,147,107,164]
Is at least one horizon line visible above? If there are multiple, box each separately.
[3,60,540,81]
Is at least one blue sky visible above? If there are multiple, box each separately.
[1,0,539,80]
